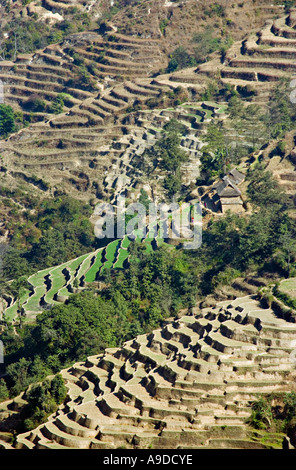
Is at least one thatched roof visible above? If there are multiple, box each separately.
[214,177,242,198]
[228,169,245,186]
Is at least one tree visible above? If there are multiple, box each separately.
[247,165,287,210]
[0,243,9,279]
[24,95,46,113]
[283,392,296,421]
[6,357,31,396]
[145,120,188,197]
[268,77,295,138]
[167,46,196,73]
[49,94,66,114]
[199,122,227,183]
[0,104,15,138]
[138,189,151,211]
[192,28,232,65]
[241,104,268,152]
[249,396,273,429]
[238,210,275,269]
[49,374,67,404]
[21,376,66,431]
[163,118,187,136]
[276,229,296,277]
[155,132,188,173]
[0,379,9,402]
[29,230,68,268]
[227,95,245,120]
[2,249,31,281]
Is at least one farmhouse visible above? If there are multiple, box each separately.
[204,169,245,214]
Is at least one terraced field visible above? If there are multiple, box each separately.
[13,295,296,449]
[197,10,296,101]
[0,25,171,199]
[2,1,296,453]
[1,202,199,324]
[278,278,296,300]
[1,9,295,203]
[1,233,166,324]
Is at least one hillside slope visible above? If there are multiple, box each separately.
[0,1,293,208]
[11,294,296,450]
[1,0,296,452]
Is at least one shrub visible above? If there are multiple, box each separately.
[167,46,196,72]
[23,95,46,113]
[204,3,225,17]
[275,140,286,157]
[248,396,273,430]
[0,379,9,402]
[159,18,169,35]
[21,375,67,431]
[0,103,15,137]
[192,29,230,64]
[273,284,296,310]
[48,94,65,114]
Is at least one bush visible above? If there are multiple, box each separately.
[159,18,169,35]
[204,3,225,17]
[249,392,296,434]
[248,396,273,430]
[192,29,232,64]
[167,46,196,73]
[24,95,46,113]
[0,379,9,402]
[275,140,286,157]
[211,267,241,289]
[284,392,296,422]
[21,374,67,431]
[273,283,296,310]
[48,94,65,114]
[0,103,15,137]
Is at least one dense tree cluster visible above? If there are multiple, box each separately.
[249,391,296,440]
[144,118,189,196]
[0,245,199,401]
[20,374,67,432]
[0,195,96,282]
[0,13,92,61]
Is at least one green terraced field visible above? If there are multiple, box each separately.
[58,254,89,296]
[4,289,31,322]
[23,286,46,314]
[216,105,227,114]
[202,109,214,119]
[2,231,170,322]
[121,236,131,249]
[43,264,70,304]
[74,252,98,285]
[28,267,53,288]
[84,249,104,282]
[279,278,296,299]
[101,240,120,271]
[66,253,90,276]
[113,248,129,269]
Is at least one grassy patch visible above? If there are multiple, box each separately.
[85,249,104,282]
[279,278,296,299]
